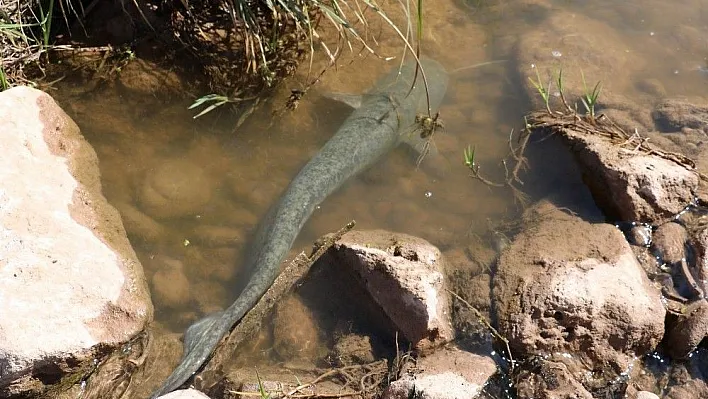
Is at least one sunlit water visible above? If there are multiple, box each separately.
[53,0,708,396]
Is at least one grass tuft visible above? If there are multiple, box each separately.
[528,65,551,114]
[580,69,602,120]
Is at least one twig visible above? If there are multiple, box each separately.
[468,128,530,206]
[446,289,514,373]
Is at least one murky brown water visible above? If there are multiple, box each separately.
[53,0,708,395]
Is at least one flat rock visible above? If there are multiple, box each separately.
[0,87,152,396]
[384,346,497,399]
[493,202,666,373]
[653,99,708,134]
[329,230,454,352]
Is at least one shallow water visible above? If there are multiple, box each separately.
[53,0,708,396]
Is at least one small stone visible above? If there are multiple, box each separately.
[152,259,191,309]
[636,78,667,98]
[652,222,688,264]
[331,334,376,366]
[384,346,496,399]
[664,300,708,359]
[113,200,167,243]
[139,159,217,219]
[190,225,245,248]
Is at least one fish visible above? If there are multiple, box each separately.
[151,57,449,397]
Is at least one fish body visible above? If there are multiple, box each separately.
[152,58,449,397]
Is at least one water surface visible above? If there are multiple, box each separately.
[54,0,708,395]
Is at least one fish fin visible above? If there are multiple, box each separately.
[150,310,228,398]
[322,92,363,109]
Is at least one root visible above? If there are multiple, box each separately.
[468,128,531,207]
[446,289,515,374]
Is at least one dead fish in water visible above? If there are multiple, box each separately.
[151,58,449,397]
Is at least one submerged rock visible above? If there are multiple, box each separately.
[0,87,153,397]
[328,230,455,352]
[515,10,645,110]
[493,202,665,379]
[113,200,167,243]
[151,256,192,309]
[138,158,217,219]
[653,99,708,134]
[272,295,323,363]
[331,333,376,366]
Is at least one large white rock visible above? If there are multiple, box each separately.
[0,87,153,396]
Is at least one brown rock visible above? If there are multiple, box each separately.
[113,200,167,243]
[653,99,708,134]
[183,246,239,282]
[272,295,322,362]
[118,59,183,98]
[664,300,708,359]
[493,202,666,372]
[384,346,497,399]
[139,158,217,219]
[0,86,152,397]
[515,358,593,399]
[653,222,689,264]
[561,128,698,223]
[330,230,455,352]
[151,257,192,309]
[331,334,376,366]
[690,226,708,299]
[190,224,245,248]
